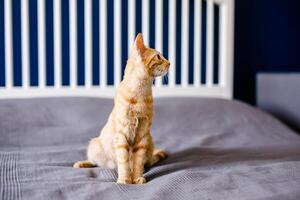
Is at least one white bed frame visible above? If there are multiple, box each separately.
[0,0,234,99]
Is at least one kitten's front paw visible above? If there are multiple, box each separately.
[117,178,132,184]
[133,177,146,184]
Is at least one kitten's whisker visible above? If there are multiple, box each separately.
[164,74,169,84]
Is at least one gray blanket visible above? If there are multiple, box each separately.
[1,97,300,200]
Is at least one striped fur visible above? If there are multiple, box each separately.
[74,34,170,184]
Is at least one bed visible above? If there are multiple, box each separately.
[1,97,300,200]
[1,0,300,199]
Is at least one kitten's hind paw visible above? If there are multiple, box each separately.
[149,149,168,166]
[133,177,146,184]
[73,160,95,168]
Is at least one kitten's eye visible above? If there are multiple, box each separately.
[156,55,161,60]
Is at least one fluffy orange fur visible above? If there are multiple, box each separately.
[74,33,170,184]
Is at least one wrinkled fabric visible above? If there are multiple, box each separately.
[0,97,300,200]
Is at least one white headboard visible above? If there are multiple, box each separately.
[0,0,234,99]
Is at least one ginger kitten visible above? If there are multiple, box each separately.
[74,33,170,184]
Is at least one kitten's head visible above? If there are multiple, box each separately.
[131,33,170,77]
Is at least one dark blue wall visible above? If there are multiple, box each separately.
[234,0,300,104]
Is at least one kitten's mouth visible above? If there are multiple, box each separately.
[156,66,169,77]
[163,63,170,75]
[152,62,170,77]
[161,68,169,76]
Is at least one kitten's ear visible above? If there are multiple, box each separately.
[133,33,146,55]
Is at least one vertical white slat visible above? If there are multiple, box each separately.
[168,0,176,87]
[155,0,163,87]
[69,0,77,88]
[21,0,30,89]
[37,0,46,88]
[4,0,13,89]
[206,0,214,86]
[100,0,107,88]
[194,0,201,87]
[142,0,149,46]
[114,0,121,85]
[181,0,189,87]
[84,0,92,88]
[53,0,62,88]
[219,3,227,87]
[128,0,136,54]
